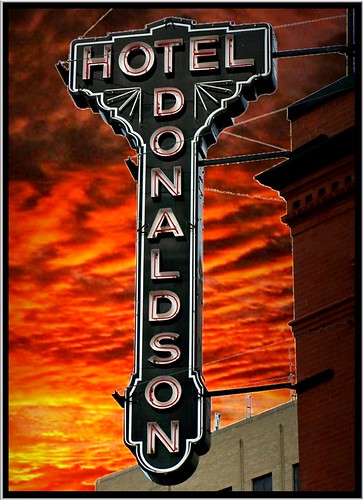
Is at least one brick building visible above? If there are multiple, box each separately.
[96,401,299,492]
[256,73,358,492]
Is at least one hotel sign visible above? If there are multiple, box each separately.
[62,17,276,485]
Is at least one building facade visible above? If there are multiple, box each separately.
[256,74,357,492]
[96,401,299,492]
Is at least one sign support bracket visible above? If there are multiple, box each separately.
[113,369,334,409]
[272,44,354,59]
[205,369,334,397]
[198,150,290,167]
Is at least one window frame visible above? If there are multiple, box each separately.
[252,472,273,491]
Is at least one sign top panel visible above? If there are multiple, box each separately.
[67,17,277,153]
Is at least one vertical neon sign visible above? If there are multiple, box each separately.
[61,16,276,484]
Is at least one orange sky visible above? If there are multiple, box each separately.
[6,4,347,492]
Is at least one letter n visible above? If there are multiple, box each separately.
[151,166,182,198]
[147,421,180,454]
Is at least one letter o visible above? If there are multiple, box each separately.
[145,375,182,409]
[119,41,155,76]
[150,127,184,157]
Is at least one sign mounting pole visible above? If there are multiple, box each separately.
[58,16,277,485]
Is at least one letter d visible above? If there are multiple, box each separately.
[149,291,181,321]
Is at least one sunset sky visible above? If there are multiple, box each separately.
[6,4,348,492]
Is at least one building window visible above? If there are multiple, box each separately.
[293,463,300,491]
[292,200,301,209]
[253,473,272,491]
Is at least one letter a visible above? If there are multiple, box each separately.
[148,208,184,239]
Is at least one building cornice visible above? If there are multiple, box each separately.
[281,178,355,226]
[255,126,356,192]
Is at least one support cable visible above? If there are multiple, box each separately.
[222,130,288,152]
[274,14,345,29]
[80,8,113,38]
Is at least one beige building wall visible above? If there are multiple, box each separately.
[96,400,298,492]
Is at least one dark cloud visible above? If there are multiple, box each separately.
[70,270,124,298]
[210,236,291,275]
[206,198,283,226]
[9,461,114,492]
[95,342,135,362]
[204,204,286,254]
[9,332,33,352]
[9,137,50,182]
[9,257,67,287]
[85,176,133,209]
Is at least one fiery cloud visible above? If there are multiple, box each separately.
[6,5,346,491]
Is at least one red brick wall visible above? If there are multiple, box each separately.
[291,92,355,149]
[290,193,355,319]
[295,319,355,491]
[282,88,356,491]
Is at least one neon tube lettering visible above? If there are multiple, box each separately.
[148,333,181,364]
[154,88,185,117]
[147,421,180,454]
[151,249,180,280]
[82,45,112,80]
[151,166,182,198]
[119,41,155,76]
[148,208,184,239]
[145,375,182,409]
[149,290,181,322]
[225,35,255,68]
[190,35,219,71]
[154,38,183,73]
[150,126,184,157]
